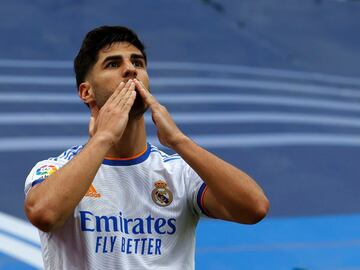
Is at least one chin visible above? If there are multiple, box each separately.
[129,106,148,119]
[129,95,148,119]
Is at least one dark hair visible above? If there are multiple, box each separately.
[74,25,147,89]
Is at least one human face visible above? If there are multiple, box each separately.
[88,42,149,118]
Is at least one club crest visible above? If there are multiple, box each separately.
[151,180,173,207]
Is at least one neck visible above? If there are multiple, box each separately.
[105,116,147,159]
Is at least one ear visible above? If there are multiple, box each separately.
[78,82,95,105]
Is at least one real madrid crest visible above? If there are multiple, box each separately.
[151,180,173,207]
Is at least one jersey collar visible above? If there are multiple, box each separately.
[102,143,151,166]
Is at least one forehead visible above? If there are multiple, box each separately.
[97,42,142,61]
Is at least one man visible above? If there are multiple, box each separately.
[24,26,269,269]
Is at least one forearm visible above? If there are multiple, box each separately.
[25,134,112,231]
[25,80,138,232]
[134,80,269,223]
[172,136,269,220]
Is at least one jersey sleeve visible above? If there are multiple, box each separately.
[24,159,66,197]
[183,162,213,218]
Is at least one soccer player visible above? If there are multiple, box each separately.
[24,26,269,269]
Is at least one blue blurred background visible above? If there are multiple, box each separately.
[1,0,360,269]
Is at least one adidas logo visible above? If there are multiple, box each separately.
[85,184,101,198]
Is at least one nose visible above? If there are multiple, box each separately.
[122,60,137,79]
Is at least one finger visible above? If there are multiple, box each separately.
[134,79,158,107]
[112,80,130,102]
[122,91,137,113]
[118,85,135,109]
[119,80,135,105]
[106,81,125,105]
[113,80,134,106]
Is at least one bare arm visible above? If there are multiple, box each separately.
[25,81,137,232]
[135,79,269,224]
[172,138,269,224]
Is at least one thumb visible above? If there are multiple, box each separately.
[89,116,96,137]
[88,101,99,137]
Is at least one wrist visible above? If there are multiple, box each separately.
[169,134,191,152]
[90,132,115,150]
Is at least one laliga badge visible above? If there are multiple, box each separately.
[35,165,58,179]
[151,180,173,207]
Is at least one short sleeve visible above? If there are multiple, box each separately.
[184,163,213,218]
[24,159,66,197]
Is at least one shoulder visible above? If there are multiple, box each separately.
[24,145,85,195]
[48,145,84,162]
[148,143,183,164]
[29,144,84,177]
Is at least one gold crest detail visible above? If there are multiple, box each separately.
[151,180,173,207]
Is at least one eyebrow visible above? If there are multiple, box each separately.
[101,54,145,66]
[130,54,145,61]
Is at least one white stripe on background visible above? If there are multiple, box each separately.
[192,134,360,147]
[1,93,360,113]
[150,62,360,87]
[0,136,87,151]
[0,232,43,269]
[151,78,360,99]
[0,93,80,103]
[198,239,360,253]
[0,212,40,245]
[1,59,360,86]
[158,95,360,112]
[0,75,74,85]
[2,112,360,128]
[1,76,360,99]
[0,59,70,68]
[1,134,360,151]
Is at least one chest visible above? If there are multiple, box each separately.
[76,165,188,220]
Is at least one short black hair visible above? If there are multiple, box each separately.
[74,25,147,89]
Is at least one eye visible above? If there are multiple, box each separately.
[132,59,144,68]
[106,61,119,68]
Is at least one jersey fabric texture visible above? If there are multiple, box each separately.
[24,143,210,270]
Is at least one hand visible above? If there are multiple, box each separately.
[88,80,137,146]
[134,79,187,149]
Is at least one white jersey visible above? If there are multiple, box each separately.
[24,143,210,270]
